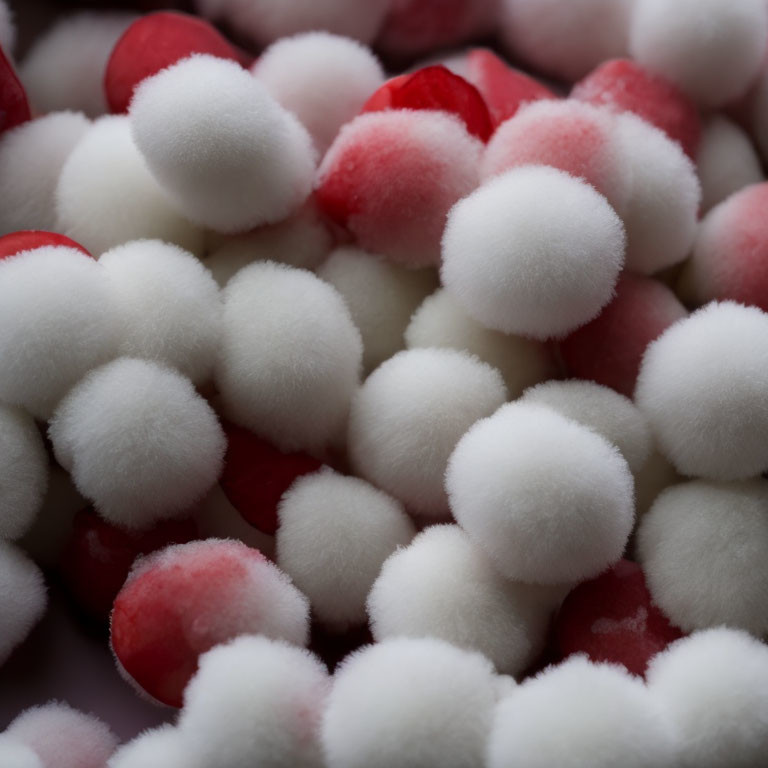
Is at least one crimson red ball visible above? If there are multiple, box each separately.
[0,231,92,260]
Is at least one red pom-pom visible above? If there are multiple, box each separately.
[555,559,684,676]
[0,231,93,260]
[0,45,30,134]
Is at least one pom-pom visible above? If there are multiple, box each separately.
[348,348,507,519]
[446,401,634,584]
[637,479,768,636]
[0,246,122,419]
[111,539,310,706]
[129,55,315,233]
[277,469,415,631]
[0,738,42,768]
[0,45,29,134]
[216,262,362,455]
[107,726,189,768]
[441,165,625,339]
[0,231,91,260]
[635,301,768,479]
[315,110,481,267]
[322,637,497,768]
[49,358,225,529]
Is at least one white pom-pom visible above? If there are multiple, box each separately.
[0,738,42,768]
[0,246,122,419]
[405,288,555,398]
[446,401,634,584]
[0,0,16,55]
[216,261,362,455]
[638,479,768,635]
[441,165,625,339]
[108,726,189,768]
[647,628,768,768]
[317,247,437,374]
[696,116,764,214]
[630,0,768,108]
[0,112,89,235]
[100,239,222,384]
[348,348,507,519]
[367,525,557,675]
[635,301,768,480]
[5,703,117,768]
[613,112,701,275]
[521,380,652,474]
[254,32,384,155]
[0,541,46,665]
[56,116,203,257]
[178,635,329,768]
[19,13,136,117]
[0,405,48,541]
[277,469,415,631]
[49,358,225,530]
[130,55,315,234]
[487,656,676,768]
[322,637,498,768]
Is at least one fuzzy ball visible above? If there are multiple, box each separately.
[5,703,118,768]
[629,0,768,108]
[405,288,555,398]
[20,13,137,117]
[367,525,557,675]
[322,637,497,768]
[107,726,189,768]
[638,479,768,636]
[56,116,203,257]
[348,348,507,519]
[696,117,763,214]
[441,165,625,339]
[0,45,29,135]
[0,541,46,665]
[130,55,315,234]
[0,738,42,768]
[521,379,652,473]
[254,32,384,155]
[216,262,362,456]
[49,358,225,529]
[499,0,633,82]
[0,112,90,235]
[179,635,329,768]
[487,656,677,768]
[447,401,634,584]
[100,239,222,384]
[635,301,768,479]
[111,540,310,707]
[646,628,768,768]
[0,246,122,419]
[318,247,437,374]
[277,469,415,631]
[315,110,481,268]
[0,404,48,541]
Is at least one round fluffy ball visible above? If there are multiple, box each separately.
[0,112,89,235]
[0,541,46,665]
[446,401,634,584]
[216,262,362,455]
[635,301,768,479]
[521,379,652,474]
[0,738,42,768]
[179,635,329,768]
[348,348,507,519]
[629,0,768,108]
[0,246,122,419]
[637,479,768,636]
[0,405,48,541]
[100,239,222,384]
[56,116,203,257]
[317,247,437,374]
[5,703,118,768]
[367,525,558,675]
[277,469,415,631]
[441,165,626,339]
[646,628,768,768]
[49,358,225,529]
[254,32,384,155]
[405,288,555,398]
[487,656,676,768]
[107,726,189,768]
[322,637,497,768]
[130,55,315,234]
